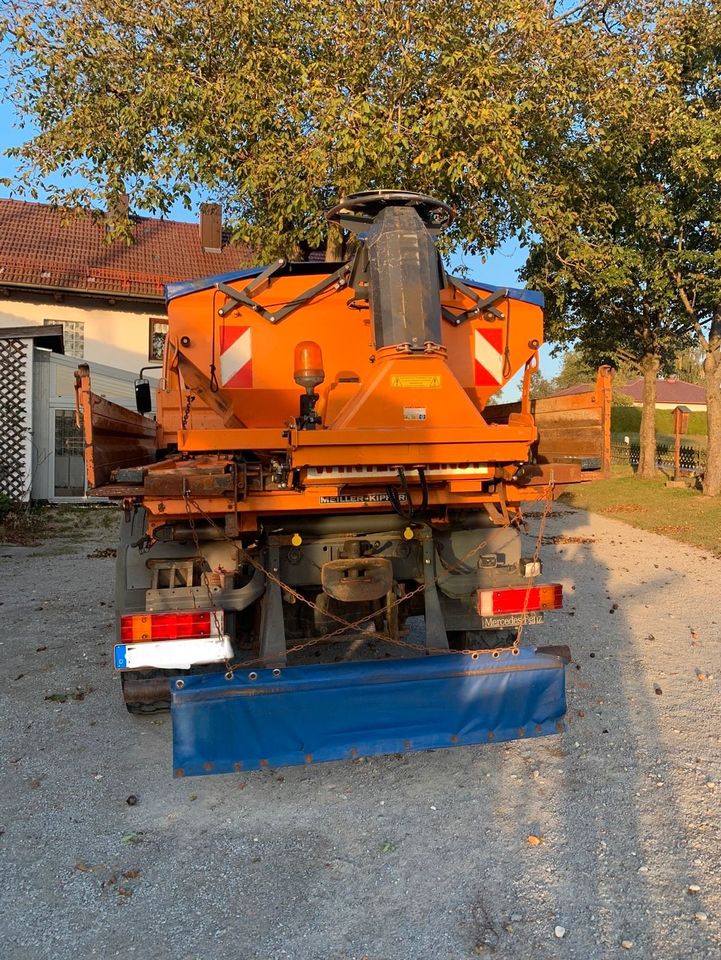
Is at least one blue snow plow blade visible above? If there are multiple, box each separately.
[171,648,566,777]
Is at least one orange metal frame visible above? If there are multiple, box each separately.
[76,268,609,535]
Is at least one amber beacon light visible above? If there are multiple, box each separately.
[293,340,325,430]
[293,340,325,390]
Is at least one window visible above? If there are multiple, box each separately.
[44,319,84,359]
[149,318,168,361]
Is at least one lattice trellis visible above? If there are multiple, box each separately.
[0,337,31,500]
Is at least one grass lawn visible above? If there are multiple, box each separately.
[558,467,721,555]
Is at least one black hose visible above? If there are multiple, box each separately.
[386,467,428,521]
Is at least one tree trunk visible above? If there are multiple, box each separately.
[702,308,721,497]
[637,353,660,479]
[325,227,345,261]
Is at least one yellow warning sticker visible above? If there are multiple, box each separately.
[390,374,442,389]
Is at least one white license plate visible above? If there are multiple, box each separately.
[114,635,234,671]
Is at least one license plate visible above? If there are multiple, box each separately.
[114,635,233,671]
[481,612,544,629]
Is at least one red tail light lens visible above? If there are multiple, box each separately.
[120,611,222,642]
[477,584,563,617]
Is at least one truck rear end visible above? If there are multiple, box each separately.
[75,190,611,776]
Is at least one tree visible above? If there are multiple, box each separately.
[530,371,558,399]
[521,1,698,481]
[1,0,586,261]
[673,346,705,385]
[552,350,596,391]
[649,0,721,495]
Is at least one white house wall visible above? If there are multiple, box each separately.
[632,401,707,413]
[0,294,167,375]
[31,347,152,501]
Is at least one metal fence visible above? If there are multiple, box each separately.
[0,336,32,500]
[611,438,707,473]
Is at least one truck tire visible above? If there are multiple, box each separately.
[116,509,170,715]
[120,670,170,717]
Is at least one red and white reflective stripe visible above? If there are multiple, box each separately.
[220,324,252,387]
[474,328,504,386]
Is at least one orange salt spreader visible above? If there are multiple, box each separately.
[75,190,611,777]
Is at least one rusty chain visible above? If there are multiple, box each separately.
[179,484,556,672]
[182,494,233,644]
[513,486,555,650]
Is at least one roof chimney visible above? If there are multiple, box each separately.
[200,203,223,253]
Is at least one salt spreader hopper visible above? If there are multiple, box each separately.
[75,190,611,776]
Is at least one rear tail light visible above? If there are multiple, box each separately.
[120,610,224,642]
[477,584,562,617]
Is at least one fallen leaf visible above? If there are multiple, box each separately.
[527,834,543,846]
[122,869,141,880]
[73,862,92,873]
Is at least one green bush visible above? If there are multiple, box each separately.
[0,494,18,523]
[611,406,707,436]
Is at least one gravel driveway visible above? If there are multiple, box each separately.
[1,506,719,960]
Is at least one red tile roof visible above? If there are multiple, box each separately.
[620,377,707,405]
[0,198,254,300]
[548,377,707,405]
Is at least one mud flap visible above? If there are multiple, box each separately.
[171,649,566,777]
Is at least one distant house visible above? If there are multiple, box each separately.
[619,377,707,412]
[0,198,253,502]
[0,197,252,374]
[548,376,707,412]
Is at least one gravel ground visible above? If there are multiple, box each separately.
[1,506,720,960]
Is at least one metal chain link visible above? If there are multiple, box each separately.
[179,486,555,671]
[183,494,489,665]
[513,485,555,650]
[182,494,235,646]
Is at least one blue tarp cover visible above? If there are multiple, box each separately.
[165,268,544,308]
[171,649,566,777]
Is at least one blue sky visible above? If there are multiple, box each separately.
[0,99,562,393]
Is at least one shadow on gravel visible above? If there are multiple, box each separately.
[483,506,716,960]
[2,506,719,960]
